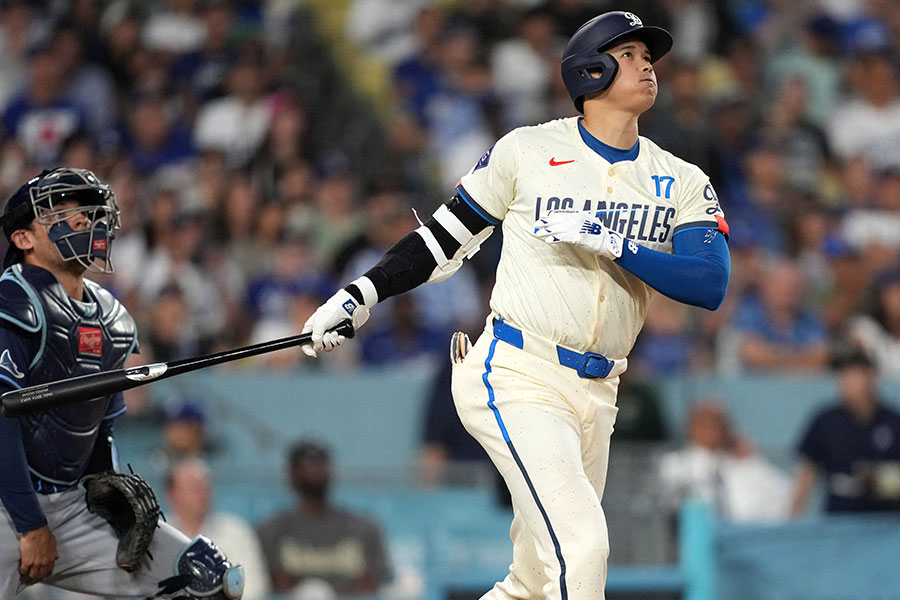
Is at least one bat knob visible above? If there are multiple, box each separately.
[334,319,356,339]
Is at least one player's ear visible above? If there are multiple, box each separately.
[9,228,35,252]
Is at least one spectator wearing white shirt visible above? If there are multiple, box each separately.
[194,58,273,168]
[165,457,271,600]
[659,400,792,523]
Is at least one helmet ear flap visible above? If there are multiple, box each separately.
[562,52,620,113]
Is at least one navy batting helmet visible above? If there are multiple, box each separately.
[561,11,673,113]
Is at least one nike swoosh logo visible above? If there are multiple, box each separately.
[549,158,575,166]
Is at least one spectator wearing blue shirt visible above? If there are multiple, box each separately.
[792,349,900,515]
[2,47,87,167]
[731,258,830,371]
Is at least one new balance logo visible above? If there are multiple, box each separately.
[579,222,604,235]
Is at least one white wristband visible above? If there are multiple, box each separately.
[349,276,378,306]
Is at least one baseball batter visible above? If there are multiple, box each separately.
[0,168,243,599]
[303,11,730,599]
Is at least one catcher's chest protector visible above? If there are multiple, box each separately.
[1,264,137,485]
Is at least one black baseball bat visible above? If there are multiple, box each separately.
[0,320,355,418]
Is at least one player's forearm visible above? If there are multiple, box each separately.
[790,461,817,517]
[346,193,494,305]
[0,413,47,533]
[614,229,730,310]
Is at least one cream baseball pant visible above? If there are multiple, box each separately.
[452,327,620,600]
[0,487,191,598]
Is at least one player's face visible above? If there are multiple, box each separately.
[597,39,658,114]
[13,200,90,274]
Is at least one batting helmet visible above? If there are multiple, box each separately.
[561,11,673,113]
[0,167,120,272]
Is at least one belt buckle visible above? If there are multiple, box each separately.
[576,351,613,379]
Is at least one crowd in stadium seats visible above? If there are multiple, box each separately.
[1,0,898,385]
[5,1,900,598]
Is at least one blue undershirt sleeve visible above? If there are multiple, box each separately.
[0,325,46,533]
[0,410,46,533]
[614,227,730,310]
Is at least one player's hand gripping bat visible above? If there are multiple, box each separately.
[0,320,355,418]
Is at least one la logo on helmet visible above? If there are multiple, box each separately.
[624,12,642,27]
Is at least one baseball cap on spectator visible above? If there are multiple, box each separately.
[164,399,207,425]
[842,18,892,56]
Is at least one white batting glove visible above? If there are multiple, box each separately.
[301,288,370,357]
[534,210,624,259]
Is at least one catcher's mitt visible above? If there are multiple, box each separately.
[82,471,161,572]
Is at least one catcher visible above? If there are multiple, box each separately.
[0,169,243,598]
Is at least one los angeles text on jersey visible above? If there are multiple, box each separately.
[536,196,675,243]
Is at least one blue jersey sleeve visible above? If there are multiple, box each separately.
[0,323,46,533]
[614,227,730,310]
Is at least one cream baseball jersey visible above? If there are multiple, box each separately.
[457,116,726,359]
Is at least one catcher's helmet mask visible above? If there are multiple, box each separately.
[1,168,120,273]
[561,11,673,113]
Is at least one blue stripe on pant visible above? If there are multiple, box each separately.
[482,338,569,599]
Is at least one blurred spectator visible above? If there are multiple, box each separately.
[193,57,273,168]
[641,59,714,173]
[247,235,330,327]
[765,13,842,128]
[826,48,900,170]
[725,137,790,253]
[425,25,497,190]
[848,270,900,378]
[661,0,717,63]
[144,283,198,361]
[257,440,390,597]
[792,349,900,515]
[724,258,830,372]
[122,95,195,176]
[760,77,829,195]
[420,358,492,488]
[489,7,560,129]
[1,46,87,166]
[142,0,206,55]
[250,94,311,201]
[140,208,225,354]
[307,153,365,267]
[48,24,116,144]
[659,400,792,522]
[391,5,446,125]
[359,294,447,368]
[165,457,270,600]
[840,168,900,274]
[246,235,333,368]
[630,295,705,376]
[0,1,36,112]
[345,0,424,67]
[171,0,237,106]
[161,399,212,460]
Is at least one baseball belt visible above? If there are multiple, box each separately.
[492,317,622,379]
